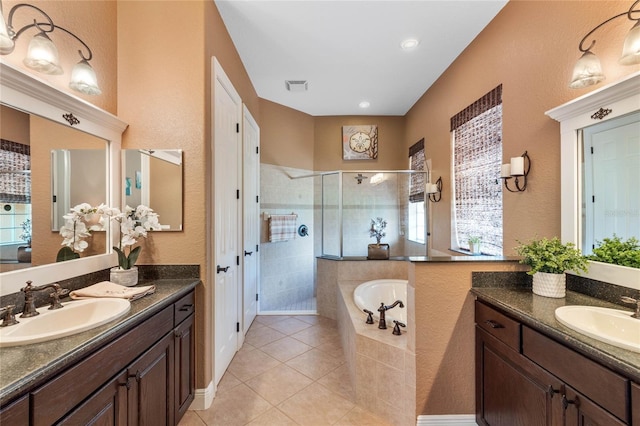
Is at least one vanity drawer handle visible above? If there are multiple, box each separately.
[484,319,504,329]
[179,304,193,312]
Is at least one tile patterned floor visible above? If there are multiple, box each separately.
[179,315,392,426]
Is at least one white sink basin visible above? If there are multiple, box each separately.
[555,305,640,353]
[0,298,131,347]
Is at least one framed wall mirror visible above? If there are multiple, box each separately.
[122,149,183,231]
[0,60,127,296]
[546,71,640,290]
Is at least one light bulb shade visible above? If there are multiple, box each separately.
[69,59,101,95]
[23,32,63,75]
[0,8,15,54]
[619,20,640,65]
[569,51,605,89]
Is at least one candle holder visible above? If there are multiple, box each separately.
[501,151,531,192]
[427,176,443,202]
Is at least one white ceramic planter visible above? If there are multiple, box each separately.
[110,266,139,287]
[532,272,566,298]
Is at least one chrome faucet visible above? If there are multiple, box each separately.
[377,300,405,329]
[20,281,66,318]
[621,296,640,319]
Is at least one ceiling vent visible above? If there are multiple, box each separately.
[285,80,308,92]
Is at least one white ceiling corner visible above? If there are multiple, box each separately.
[214,0,508,116]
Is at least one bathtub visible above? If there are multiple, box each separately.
[353,279,408,324]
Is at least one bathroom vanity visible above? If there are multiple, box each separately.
[473,289,640,426]
[0,280,196,425]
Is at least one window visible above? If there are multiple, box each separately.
[408,139,426,244]
[451,85,503,255]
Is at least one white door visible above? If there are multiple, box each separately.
[242,105,259,332]
[213,58,242,385]
[584,113,640,254]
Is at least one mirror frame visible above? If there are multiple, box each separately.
[546,71,640,291]
[0,60,127,296]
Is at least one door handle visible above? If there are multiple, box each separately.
[244,250,253,256]
[217,265,230,274]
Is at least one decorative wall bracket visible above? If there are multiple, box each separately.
[62,113,80,126]
[591,108,612,120]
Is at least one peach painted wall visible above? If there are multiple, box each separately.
[0,105,29,144]
[2,0,117,114]
[259,99,314,170]
[411,261,528,416]
[405,0,640,257]
[314,116,406,171]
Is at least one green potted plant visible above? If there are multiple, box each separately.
[468,236,482,255]
[515,237,588,298]
[587,235,640,269]
[367,217,389,260]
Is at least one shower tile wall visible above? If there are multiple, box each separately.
[260,164,315,311]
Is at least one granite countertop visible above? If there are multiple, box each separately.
[471,287,640,383]
[319,255,521,262]
[0,279,199,406]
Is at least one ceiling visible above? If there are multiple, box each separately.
[214,0,508,116]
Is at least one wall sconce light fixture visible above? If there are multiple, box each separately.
[569,0,640,89]
[0,2,101,95]
[500,151,531,192]
[427,176,442,202]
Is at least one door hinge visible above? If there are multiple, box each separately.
[236,256,240,266]
[52,195,57,202]
[590,146,594,154]
[256,146,259,154]
[256,244,259,252]
[237,189,240,199]
[236,123,240,133]
[236,322,240,332]
[256,293,259,301]
[592,195,595,203]
[256,195,259,203]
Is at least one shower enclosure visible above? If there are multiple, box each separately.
[304,170,431,258]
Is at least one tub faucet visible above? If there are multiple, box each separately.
[377,300,405,329]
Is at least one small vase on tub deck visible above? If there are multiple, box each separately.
[532,272,566,298]
[367,243,390,260]
[368,217,389,260]
[110,266,139,287]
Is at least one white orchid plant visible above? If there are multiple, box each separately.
[112,205,161,270]
[58,203,161,269]
[369,217,387,245]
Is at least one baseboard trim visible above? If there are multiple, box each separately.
[190,381,214,410]
[416,414,477,426]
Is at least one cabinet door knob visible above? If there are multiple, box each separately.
[484,319,504,329]
[562,394,578,410]
[129,371,141,382]
[120,379,131,390]
[244,250,253,256]
[217,265,230,274]
[547,385,560,398]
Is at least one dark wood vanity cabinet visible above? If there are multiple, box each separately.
[475,300,633,426]
[0,289,195,426]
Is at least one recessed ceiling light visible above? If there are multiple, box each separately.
[359,101,371,108]
[401,38,419,50]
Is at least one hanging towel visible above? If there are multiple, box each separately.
[268,214,297,242]
[69,281,156,301]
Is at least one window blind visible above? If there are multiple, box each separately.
[409,138,425,203]
[0,139,31,204]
